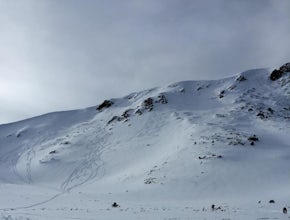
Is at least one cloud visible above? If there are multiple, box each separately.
[0,0,290,123]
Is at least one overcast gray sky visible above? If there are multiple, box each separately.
[0,0,290,124]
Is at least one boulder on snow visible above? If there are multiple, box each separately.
[270,69,283,81]
[267,107,274,114]
[96,100,114,111]
[49,150,57,154]
[270,62,290,81]
[236,75,247,82]
[248,135,259,142]
[219,90,225,99]
[257,111,266,119]
[112,202,120,208]
[279,62,290,72]
[269,200,275,204]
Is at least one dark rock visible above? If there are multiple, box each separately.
[107,116,119,124]
[269,200,275,204]
[107,109,132,125]
[257,111,265,118]
[97,100,113,111]
[49,150,57,154]
[267,107,274,114]
[144,177,157,184]
[279,62,290,72]
[112,202,120,208]
[270,63,290,81]
[142,98,154,111]
[122,109,131,118]
[248,135,259,142]
[236,75,247,82]
[219,90,225,99]
[270,69,283,81]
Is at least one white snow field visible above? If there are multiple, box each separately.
[0,65,290,219]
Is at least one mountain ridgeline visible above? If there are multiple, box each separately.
[0,63,290,215]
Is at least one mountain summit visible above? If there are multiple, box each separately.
[0,64,290,219]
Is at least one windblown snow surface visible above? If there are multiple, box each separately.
[0,67,290,219]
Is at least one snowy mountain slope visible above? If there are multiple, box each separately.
[0,64,290,219]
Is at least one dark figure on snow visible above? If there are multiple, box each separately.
[112,202,119,208]
[283,207,287,214]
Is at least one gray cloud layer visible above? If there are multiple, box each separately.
[0,0,290,123]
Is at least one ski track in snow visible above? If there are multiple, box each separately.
[0,121,112,212]
[1,66,290,219]
[60,123,108,192]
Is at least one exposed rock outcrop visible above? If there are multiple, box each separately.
[270,63,290,81]
[236,75,247,82]
[96,100,114,111]
[142,97,154,111]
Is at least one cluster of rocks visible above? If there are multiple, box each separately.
[107,109,133,125]
[139,94,168,112]
[144,177,157,184]
[241,101,276,120]
[270,62,290,81]
[246,103,290,120]
[236,75,247,82]
[218,74,247,99]
[219,90,225,99]
[137,94,169,113]
[199,131,261,147]
[211,204,226,212]
[142,97,154,111]
[198,154,223,160]
[256,107,274,119]
[156,94,168,104]
[106,94,168,125]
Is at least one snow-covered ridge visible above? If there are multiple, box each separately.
[0,64,290,219]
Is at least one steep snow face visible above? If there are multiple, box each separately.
[0,67,290,219]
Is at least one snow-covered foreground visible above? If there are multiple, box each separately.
[0,66,290,219]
